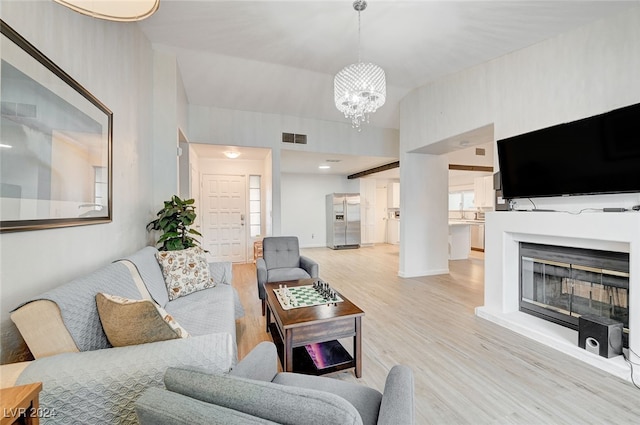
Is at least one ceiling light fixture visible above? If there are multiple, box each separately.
[53,0,160,22]
[0,144,12,149]
[224,151,241,159]
[318,165,331,170]
[334,0,386,130]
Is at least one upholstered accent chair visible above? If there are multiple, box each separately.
[135,341,415,425]
[256,236,319,315]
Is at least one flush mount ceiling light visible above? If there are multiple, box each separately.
[318,165,331,170]
[224,151,241,159]
[54,0,160,22]
[334,0,386,130]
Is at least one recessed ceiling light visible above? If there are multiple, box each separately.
[0,144,12,149]
[224,151,241,159]
[318,165,331,170]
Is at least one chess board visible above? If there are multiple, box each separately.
[273,284,344,310]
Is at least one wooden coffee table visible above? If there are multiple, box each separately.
[265,278,364,377]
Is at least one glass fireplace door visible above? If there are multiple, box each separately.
[519,243,629,342]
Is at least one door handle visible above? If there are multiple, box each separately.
[240,214,245,226]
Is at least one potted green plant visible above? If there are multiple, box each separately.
[147,195,202,251]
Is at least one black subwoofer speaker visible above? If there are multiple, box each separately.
[578,314,623,358]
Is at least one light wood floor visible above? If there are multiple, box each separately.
[233,244,640,424]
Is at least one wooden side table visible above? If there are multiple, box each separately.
[1,382,43,425]
[253,240,263,263]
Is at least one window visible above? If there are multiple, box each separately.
[94,166,107,207]
[249,175,261,237]
[449,190,475,211]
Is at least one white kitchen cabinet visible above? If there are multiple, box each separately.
[387,218,400,244]
[449,223,470,260]
[470,223,485,251]
[474,176,494,208]
[388,182,400,209]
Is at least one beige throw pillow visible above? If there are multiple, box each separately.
[155,247,216,301]
[96,293,189,347]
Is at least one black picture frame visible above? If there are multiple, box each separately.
[1,19,113,232]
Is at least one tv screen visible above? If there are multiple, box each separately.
[497,102,640,199]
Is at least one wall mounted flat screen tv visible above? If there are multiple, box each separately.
[497,102,640,199]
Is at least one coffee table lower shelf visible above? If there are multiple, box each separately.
[268,323,354,375]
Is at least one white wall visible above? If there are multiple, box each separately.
[0,1,157,363]
[280,174,359,248]
[188,106,399,158]
[187,145,202,231]
[263,151,273,237]
[359,178,377,246]
[446,141,494,168]
[399,152,449,277]
[447,141,495,191]
[399,6,640,277]
[152,51,180,207]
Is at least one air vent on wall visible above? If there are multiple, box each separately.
[282,133,295,143]
[1,101,37,118]
[282,132,307,144]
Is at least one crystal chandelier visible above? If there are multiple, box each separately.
[334,0,386,130]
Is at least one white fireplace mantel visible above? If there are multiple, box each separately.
[476,210,640,381]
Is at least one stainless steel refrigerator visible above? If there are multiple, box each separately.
[326,193,360,249]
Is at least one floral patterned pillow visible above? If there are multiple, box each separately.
[156,247,216,301]
[96,293,189,347]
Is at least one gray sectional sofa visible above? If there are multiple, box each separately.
[1,246,243,424]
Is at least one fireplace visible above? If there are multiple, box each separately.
[519,243,629,346]
[478,211,639,380]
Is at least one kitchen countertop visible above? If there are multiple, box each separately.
[449,221,471,227]
[449,219,485,225]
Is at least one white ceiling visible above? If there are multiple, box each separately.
[139,1,636,176]
[280,149,397,176]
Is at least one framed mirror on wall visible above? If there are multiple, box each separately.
[0,19,113,232]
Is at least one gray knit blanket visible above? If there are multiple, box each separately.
[15,261,140,352]
[17,333,235,424]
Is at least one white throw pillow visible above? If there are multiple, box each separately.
[156,247,216,301]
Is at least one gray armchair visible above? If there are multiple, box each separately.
[135,341,415,425]
[256,236,319,315]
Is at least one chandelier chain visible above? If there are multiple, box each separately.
[357,7,361,64]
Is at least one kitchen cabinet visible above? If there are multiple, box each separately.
[449,222,470,260]
[470,223,485,251]
[388,182,400,209]
[474,176,494,208]
[387,218,400,244]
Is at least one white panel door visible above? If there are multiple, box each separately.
[202,174,246,263]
